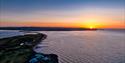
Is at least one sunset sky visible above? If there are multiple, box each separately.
[0,0,125,29]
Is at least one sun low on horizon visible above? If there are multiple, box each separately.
[0,0,125,29]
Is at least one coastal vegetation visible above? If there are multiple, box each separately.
[0,33,58,63]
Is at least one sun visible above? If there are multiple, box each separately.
[89,26,95,29]
[90,26,93,29]
[82,17,101,29]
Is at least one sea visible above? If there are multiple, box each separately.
[0,30,125,63]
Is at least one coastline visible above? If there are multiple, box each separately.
[0,33,58,63]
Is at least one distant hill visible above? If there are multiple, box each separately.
[0,27,96,31]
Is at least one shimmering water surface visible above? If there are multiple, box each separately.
[0,30,125,63]
[34,30,125,63]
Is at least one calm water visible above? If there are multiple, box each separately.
[34,30,125,63]
[0,30,24,38]
[0,30,125,63]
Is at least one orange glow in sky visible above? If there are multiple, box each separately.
[0,0,125,29]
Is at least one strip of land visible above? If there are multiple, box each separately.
[0,33,58,63]
[0,27,97,31]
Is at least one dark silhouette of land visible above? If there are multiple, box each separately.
[0,33,58,63]
[0,27,97,31]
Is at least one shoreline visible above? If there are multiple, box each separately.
[0,33,58,63]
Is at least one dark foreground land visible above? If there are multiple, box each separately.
[0,33,58,63]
